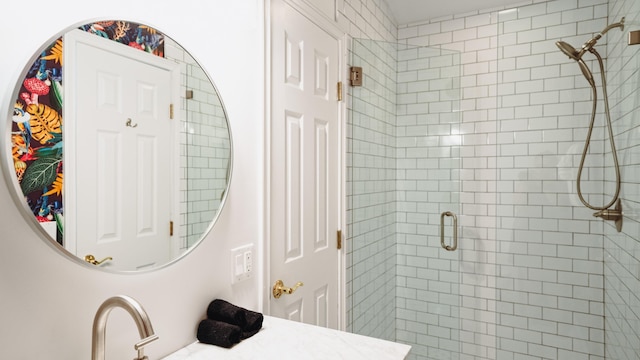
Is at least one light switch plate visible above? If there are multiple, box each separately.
[231,244,254,284]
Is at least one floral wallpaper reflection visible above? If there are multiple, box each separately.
[10,20,165,244]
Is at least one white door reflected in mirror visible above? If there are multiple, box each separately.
[65,29,178,270]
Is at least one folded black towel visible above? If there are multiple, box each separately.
[206,299,264,339]
[196,319,242,348]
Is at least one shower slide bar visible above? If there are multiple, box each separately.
[440,211,458,251]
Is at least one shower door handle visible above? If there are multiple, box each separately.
[440,211,458,251]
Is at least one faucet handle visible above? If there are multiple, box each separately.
[134,335,158,360]
[135,334,159,350]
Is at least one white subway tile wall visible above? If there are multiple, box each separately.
[348,38,399,341]
[344,0,640,359]
[181,61,230,248]
[604,0,640,359]
[342,0,398,342]
[165,38,231,249]
[494,3,608,359]
[394,44,463,360]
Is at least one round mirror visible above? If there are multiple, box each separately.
[3,20,232,272]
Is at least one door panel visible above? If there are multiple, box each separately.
[136,135,158,236]
[315,119,329,252]
[65,29,178,271]
[270,0,341,328]
[95,131,121,241]
[285,111,303,260]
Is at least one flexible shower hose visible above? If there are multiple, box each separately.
[575,49,621,210]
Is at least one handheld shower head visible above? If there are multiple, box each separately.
[577,58,595,87]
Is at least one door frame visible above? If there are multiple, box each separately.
[263,0,348,330]
[63,29,181,261]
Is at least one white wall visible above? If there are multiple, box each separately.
[0,1,264,359]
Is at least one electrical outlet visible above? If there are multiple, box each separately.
[231,244,254,284]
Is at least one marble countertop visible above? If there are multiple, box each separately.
[161,316,411,360]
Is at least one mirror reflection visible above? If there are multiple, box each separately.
[9,20,231,272]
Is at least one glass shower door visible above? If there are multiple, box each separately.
[347,39,462,360]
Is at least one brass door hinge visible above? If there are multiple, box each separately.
[350,66,363,86]
[337,81,343,101]
[337,229,343,250]
[170,221,174,236]
[169,104,174,119]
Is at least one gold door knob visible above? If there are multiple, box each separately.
[272,280,304,299]
[84,254,113,266]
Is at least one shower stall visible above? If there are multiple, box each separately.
[346,1,640,359]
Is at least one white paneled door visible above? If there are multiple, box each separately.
[64,29,180,271]
[269,0,343,328]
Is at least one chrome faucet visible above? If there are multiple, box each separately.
[91,295,159,360]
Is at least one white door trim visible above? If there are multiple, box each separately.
[263,0,347,330]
